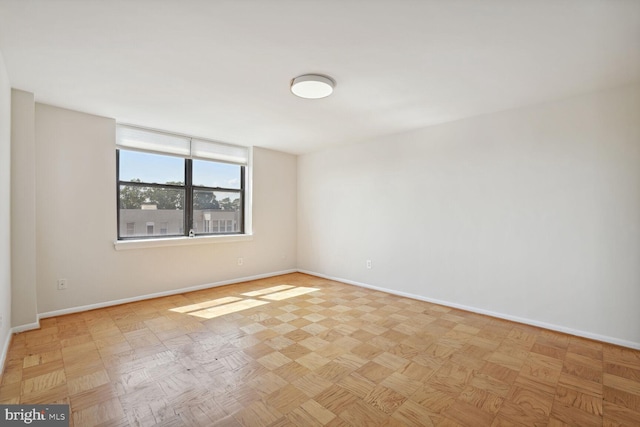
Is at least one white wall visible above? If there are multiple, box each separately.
[0,53,12,366]
[34,103,297,314]
[298,83,640,348]
[11,89,38,329]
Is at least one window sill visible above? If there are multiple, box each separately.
[113,234,253,251]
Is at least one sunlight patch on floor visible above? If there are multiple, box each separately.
[169,285,320,319]
[260,287,320,301]
[190,299,270,319]
[241,285,294,297]
[169,296,242,313]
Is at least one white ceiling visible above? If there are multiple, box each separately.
[0,0,639,155]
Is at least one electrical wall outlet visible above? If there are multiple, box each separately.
[237,257,244,266]
[57,279,68,290]
[366,259,372,269]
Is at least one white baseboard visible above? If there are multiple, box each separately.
[12,320,40,334]
[298,269,640,350]
[39,269,298,319]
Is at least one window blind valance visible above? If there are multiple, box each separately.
[191,139,249,165]
[116,124,249,165]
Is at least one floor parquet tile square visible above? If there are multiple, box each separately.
[444,399,495,426]
[391,398,438,426]
[549,401,602,427]
[256,351,292,370]
[363,384,407,414]
[233,400,282,427]
[338,398,389,427]
[315,383,359,414]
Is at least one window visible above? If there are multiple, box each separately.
[116,125,249,240]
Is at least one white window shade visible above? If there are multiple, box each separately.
[116,125,190,156]
[116,125,248,165]
[191,139,248,165]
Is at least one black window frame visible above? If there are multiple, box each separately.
[116,148,245,240]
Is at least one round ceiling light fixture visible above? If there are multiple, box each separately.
[290,74,335,99]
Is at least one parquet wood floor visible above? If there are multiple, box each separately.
[1,273,639,426]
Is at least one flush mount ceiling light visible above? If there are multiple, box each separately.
[290,74,335,99]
